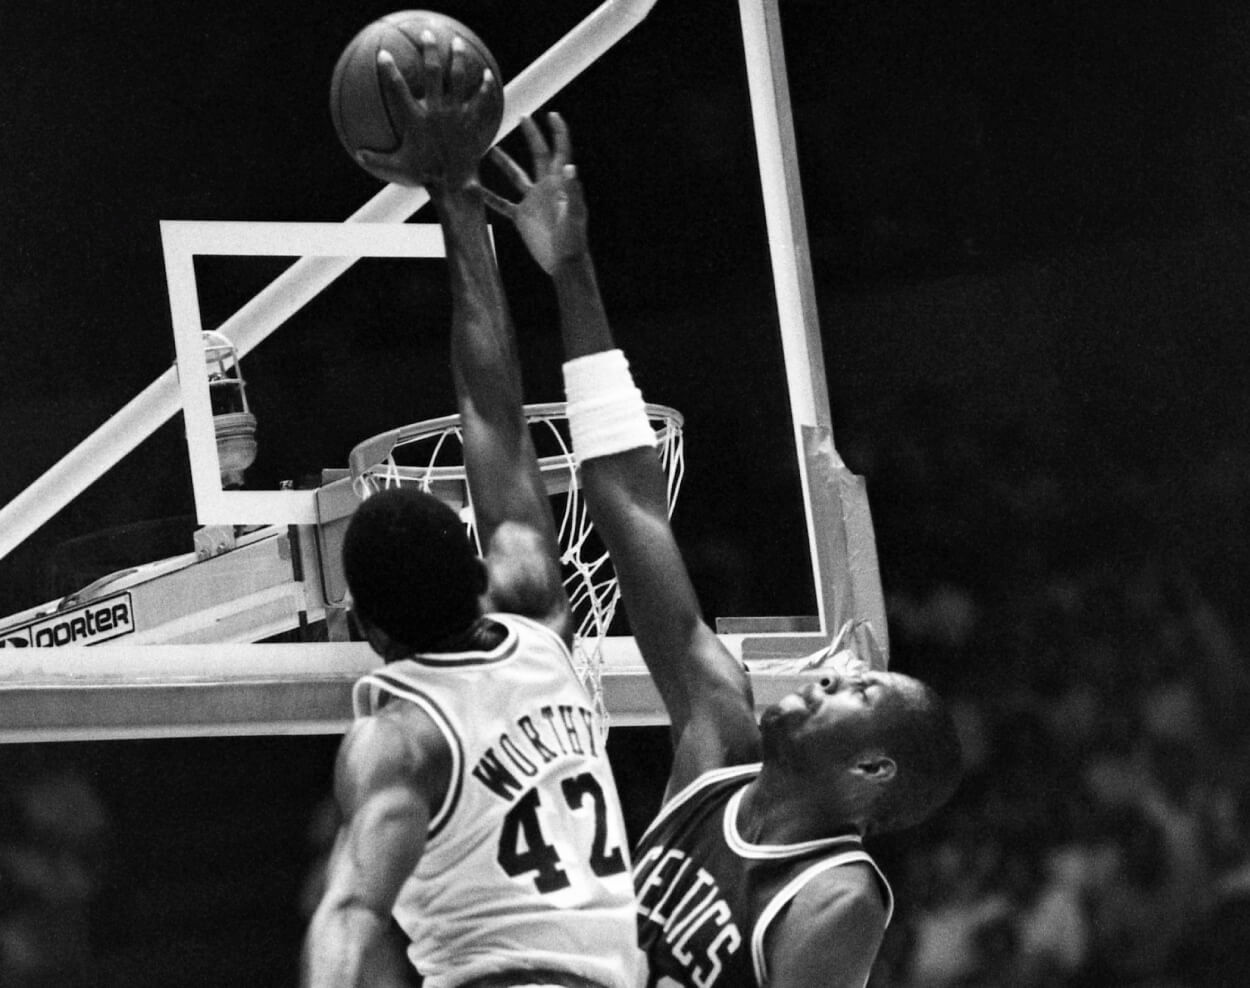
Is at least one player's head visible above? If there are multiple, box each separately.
[342,486,487,657]
[759,664,962,835]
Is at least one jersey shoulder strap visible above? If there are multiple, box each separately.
[638,762,760,844]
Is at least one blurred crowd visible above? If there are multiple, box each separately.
[869,563,1250,987]
[852,395,1250,987]
[0,749,109,988]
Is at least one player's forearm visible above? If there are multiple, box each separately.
[301,905,395,988]
[582,456,706,683]
[435,188,525,412]
[551,252,615,359]
[435,187,556,556]
[435,187,510,330]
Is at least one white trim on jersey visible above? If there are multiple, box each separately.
[350,672,465,839]
[750,852,896,986]
[721,785,866,859]
[404,615,582,689]
[404,615,524,669]
[637,762,761,845]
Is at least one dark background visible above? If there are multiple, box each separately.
[1,0,1249,984]
[2,0,1247,619]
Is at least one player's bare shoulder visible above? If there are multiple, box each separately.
[801,856,891,920]
[335,703,454,815]
[766,859,889,988]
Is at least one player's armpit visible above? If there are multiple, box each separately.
[764,863,888,988]
[482,520,572,641]
[664,626,761,796]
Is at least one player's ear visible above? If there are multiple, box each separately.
[353,609,409,663]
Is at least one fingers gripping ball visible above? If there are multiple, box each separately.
[329,10,505,184]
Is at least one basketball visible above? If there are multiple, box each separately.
[329,10,505,183]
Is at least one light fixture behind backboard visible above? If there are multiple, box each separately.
[162,220,448,526]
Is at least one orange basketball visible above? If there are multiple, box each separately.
[329,10,504,183]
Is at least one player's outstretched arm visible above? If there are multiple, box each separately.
[486,116,760,787]
[361,42,570,641]
[580,448,762,788]
[301,710,449,988]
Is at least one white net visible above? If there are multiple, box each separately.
[349,402,685,732]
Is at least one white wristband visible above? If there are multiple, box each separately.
[563,349,656,462]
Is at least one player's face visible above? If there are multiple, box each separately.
[759,660,918,772]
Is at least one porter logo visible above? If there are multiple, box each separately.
[0,593,135,647]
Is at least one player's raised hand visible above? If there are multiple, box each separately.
[356,33,497,192]
[482,113,589,274]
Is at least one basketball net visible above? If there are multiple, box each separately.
[349,402,685,735]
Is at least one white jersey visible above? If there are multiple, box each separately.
[352,613,644,988]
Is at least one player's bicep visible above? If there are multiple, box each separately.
[662,628,761,793]
[462,412,563,568]
[322,717,442,917]
[765,867,888,988]
[325,781,430,914]
[581,453,754,717]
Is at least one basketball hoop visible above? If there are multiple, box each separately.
[348,401,685,731]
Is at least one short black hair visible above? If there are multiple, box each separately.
[870,682,963,834]
[342,487,485,652]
